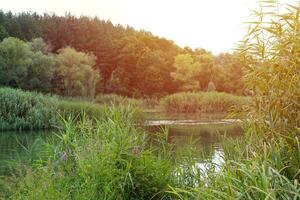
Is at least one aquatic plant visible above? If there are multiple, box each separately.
[160,92,249,113]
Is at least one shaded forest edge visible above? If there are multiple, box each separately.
[0,11,246,97]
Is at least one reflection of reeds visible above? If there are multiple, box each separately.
[1,106,299,199]
[0,131,54,175]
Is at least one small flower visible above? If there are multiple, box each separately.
[60,151,68,161]
[132,146,142,155]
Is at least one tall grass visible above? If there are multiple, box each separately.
[0,87,116,131]
[167,0,300,198]
[168,133,300,199]
[4,112,299,199]
[0,88,57,131]
[160,92,250,114]
[4,107,173,200]
[95,94,159,110]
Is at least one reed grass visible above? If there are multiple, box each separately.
[1,107,298,199]
[0,87,114,131]
[4,107,173,200]
[160,92,250,114]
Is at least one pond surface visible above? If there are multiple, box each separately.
[0,130,54,175]
[0,113,243,175]
[144,112,243,172]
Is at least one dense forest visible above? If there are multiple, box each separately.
[0,11,245,97]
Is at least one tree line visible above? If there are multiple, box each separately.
[0,11,245,97]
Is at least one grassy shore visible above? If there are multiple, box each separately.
[0,88,250,131]
[0,88,118,131]
[0,108,299,199]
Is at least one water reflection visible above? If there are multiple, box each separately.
[0,130,53,175]
[195,144,224,173]
[146,120,243,185]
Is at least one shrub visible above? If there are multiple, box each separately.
[0,87,57,130]
[0,87,120,131]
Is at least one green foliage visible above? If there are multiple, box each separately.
[0,11,245,96]
[160,92,249,113]
[0,87,57,130]
[0,37,56,92]
[168,135,300,199]
[238,0,300,137]
[0,87,111,131]
[55,47,100,97]
[0,25,9,41]
[8,108,172,200]
[214,53,245,94]
[28,38,50,54]
[25,38,56,92]
[0,37,32,87]
[171,54,202,91]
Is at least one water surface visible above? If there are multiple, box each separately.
[0,130,54,175]
[0,114,243,175]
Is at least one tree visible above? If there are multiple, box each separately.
[0,25,9,41]
[0,37,32,87]
[194,50,214,90]
[55,47,100,97]
[0,11,182,95]
[171,54,201,91]
[214,53,244,94]
[0,37,56,92]
[28,38,51,53]
[25,38,56,92]
[135,49,170,96]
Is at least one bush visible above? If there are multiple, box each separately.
[0,87,57,130]
[160,92,249,113]
[0,87,119,131]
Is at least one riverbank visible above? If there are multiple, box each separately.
[0,107,298,199]
[0,87,133,131]
[0,88,248,131]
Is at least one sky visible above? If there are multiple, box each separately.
[0,0,260,54]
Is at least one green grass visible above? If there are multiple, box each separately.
[168,133,300,199]
[160,92,250,114]
[95,94,159,111]
[0,87,124,131]
[2,107,173,200]
[0,87,58,131]
[1,108,298,200]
